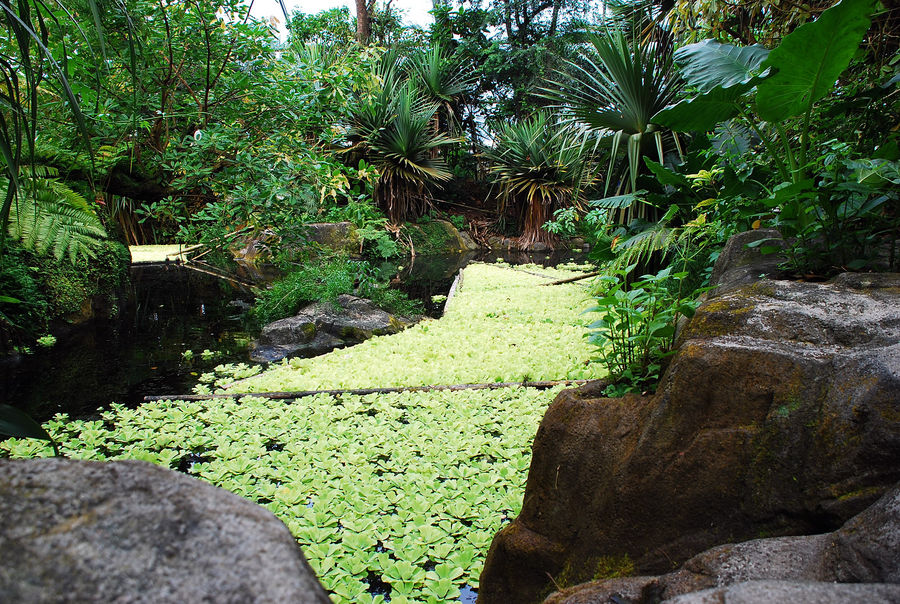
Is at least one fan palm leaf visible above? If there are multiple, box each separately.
[544,30,683,221]
[351,75,461,223]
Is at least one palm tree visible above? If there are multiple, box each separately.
[348,56,462,224]
[486,113,595,249]
[406,42,475,138]
[543,30,683,223]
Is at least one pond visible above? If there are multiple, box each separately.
[0,250,588,423]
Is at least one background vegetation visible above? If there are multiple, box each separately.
[2,0,897,380]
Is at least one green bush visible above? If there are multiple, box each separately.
[251,257,422,325]
[587,267,700,394]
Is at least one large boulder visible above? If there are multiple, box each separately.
[0,458,330,603]
[251,294,414,362]
[544,481,900,603]
[478,270,900,603]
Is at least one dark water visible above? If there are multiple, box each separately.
[1,250,587,422]
[0,264,257,421]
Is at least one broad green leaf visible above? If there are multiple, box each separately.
[674,40,769,91]
[0,404,54,443]
[652,82,753,132]
[756,0,875,122]
[644,158,690,189]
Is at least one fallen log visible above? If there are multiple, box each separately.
[143,379,593,402]
[541,270,601,286]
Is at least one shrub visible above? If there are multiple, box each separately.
[251,257,422,325]
[587,266,700,394]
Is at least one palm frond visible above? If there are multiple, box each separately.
[350,73,462,223]
[486,114,596,248]
[542,29,683,220]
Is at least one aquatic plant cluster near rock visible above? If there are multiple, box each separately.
[2,388,565,603]
[223,262,601,393]
[1,263,601,603]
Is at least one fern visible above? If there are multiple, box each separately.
[5,167,107,263]
[611,208,712,274]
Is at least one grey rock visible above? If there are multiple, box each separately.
[832,475,900,583]
[666,581,900,604]
[542,483,900,604]
[0,458,330,603]
[232,228,279,263]
[487,236,512,250]
[708,229,787,297]
[251,294,413,362]
[457,229,480,251]
[432,219,480,252]
[543,577,658,604]
[682,535,835,586]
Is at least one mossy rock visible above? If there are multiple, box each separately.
[479,274,900,604]
[402,220,478,255]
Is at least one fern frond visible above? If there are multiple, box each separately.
[5,174,107,263]
[612,224,681,271]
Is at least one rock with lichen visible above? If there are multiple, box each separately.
[0,458,330,603]
[478,232,900,604]
[251,294,414,362]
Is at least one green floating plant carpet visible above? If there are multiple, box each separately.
[215,262,599,394]
[2,263,604,603]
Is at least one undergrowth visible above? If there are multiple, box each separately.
[1,240,130,348]
[251,256,422,326]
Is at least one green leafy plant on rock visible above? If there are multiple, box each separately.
[587,266,700,394]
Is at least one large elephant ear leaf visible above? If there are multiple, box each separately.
[674,40,769,91]
[756,0,875,122]
[652,80,755,132]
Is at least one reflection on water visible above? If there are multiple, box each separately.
[0,264,256,421]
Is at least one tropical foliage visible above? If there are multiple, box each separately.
[347,48,470,224]
[545,30,683,213]
[486,114,595,247]
[1,4,900,604]
[4,168,107,263]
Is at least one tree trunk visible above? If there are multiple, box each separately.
[355,0,370,45]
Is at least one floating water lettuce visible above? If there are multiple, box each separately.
[3,387,562,603]
[1,262,604,603]
[229,263,603,393]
